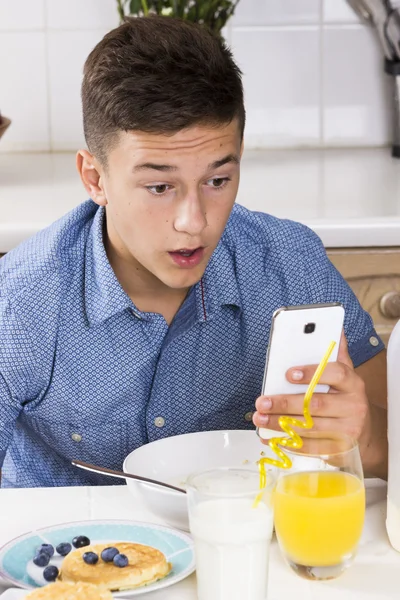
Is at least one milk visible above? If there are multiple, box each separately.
[387,498,400,550]
[189,498,273,600]
[387,319,400,551]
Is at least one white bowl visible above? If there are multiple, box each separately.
[123,429,279,531]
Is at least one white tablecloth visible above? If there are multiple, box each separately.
[0,479,396,599]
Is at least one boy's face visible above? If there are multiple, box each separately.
[80,120,242,292]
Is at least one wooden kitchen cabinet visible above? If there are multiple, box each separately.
[1,248,399,345]
[328,247,400,346]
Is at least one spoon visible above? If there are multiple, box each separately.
[72,459,186,494]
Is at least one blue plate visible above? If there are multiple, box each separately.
[0,519,195,597]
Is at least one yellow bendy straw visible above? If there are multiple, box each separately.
[253,340,337,508]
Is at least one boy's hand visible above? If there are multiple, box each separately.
[252,332,370,444]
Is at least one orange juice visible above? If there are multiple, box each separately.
[274,471,365,566]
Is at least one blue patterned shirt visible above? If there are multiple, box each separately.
[0,201,384,487]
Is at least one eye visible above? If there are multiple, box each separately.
[146,184,172,196]
[206,177,230,189]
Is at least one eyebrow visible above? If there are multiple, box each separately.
[132,153,240,173]
[209,154,240,170]
[133,162,177,173]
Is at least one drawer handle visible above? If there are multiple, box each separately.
[380,291,400,319]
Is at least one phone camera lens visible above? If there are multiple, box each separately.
[304,323,316,334]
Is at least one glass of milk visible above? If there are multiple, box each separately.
[187,467,275,600]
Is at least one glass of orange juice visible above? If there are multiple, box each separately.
[273,431,365,581]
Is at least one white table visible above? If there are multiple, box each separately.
[0,480,396,599]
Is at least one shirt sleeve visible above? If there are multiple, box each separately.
[301,226,385,368]
[0,297,34,466]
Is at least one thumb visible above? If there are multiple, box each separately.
[337,330,354,370]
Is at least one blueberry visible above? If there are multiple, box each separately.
[83,551,99,565]
[56,542,72,556]
[38,544,54,558]
[43,565,59,582]
[72,535,90,548]
[33,552,50,567]
[101,547,119,563]
[113,553,129,568]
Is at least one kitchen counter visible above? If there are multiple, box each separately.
[1,148,400,253]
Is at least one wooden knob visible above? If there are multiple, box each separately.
[380,291,400,319]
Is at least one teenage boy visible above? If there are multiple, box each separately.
[0,16,387,487]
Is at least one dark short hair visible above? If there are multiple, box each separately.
[81,15,245,165]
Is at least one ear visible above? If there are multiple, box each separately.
[76,149,107,207]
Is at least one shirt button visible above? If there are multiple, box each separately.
[71,433,82,442]
[154,417,165,428]
[244,411,254,422]
[369,336,379,347]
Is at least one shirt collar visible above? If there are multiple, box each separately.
[196,239,242,321]
[84,206,135,327]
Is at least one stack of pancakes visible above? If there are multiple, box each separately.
[27,541,171,597]
[60,542,171,591]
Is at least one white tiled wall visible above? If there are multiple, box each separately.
[0,0,393,152]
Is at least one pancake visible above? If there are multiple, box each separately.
[25,581,113,599]
[59,542,172,591]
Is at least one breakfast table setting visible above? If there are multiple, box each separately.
[0,434,398,599]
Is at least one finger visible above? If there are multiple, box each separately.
[255,392,359,419]
[256,414,352,436]
[285,360,360,393]
[253,409,333,430]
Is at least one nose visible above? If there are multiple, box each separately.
[173,192,207,236]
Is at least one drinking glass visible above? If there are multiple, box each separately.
[273,431,365,581]
[187,467,275,600]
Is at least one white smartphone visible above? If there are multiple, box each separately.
[257,302,345,441]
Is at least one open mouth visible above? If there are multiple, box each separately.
[176,249,198,257]
[168,247,205,268]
